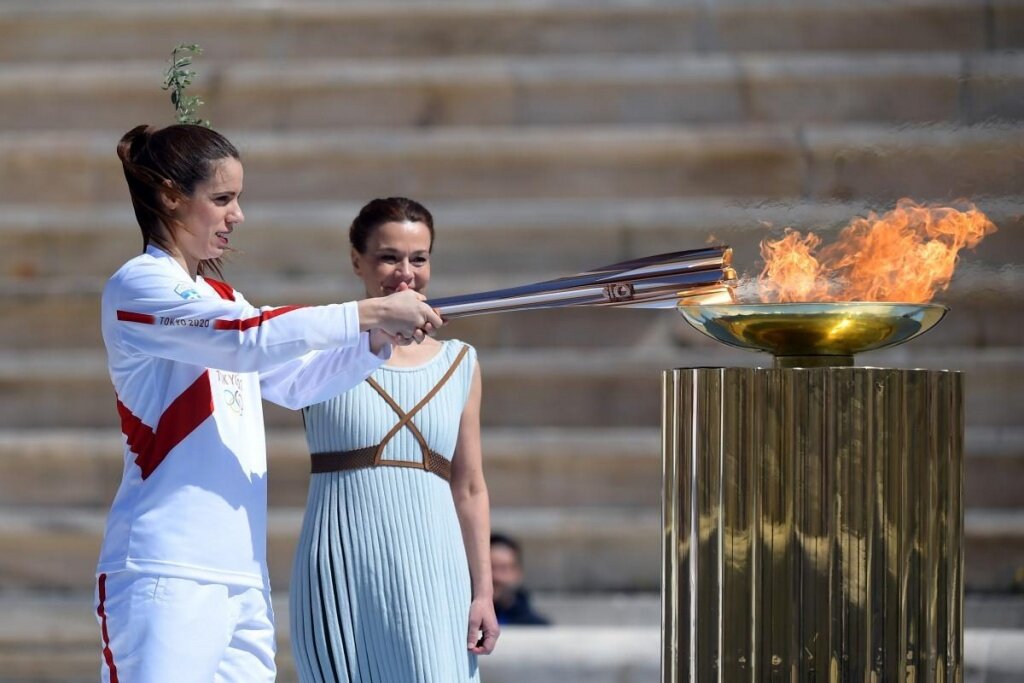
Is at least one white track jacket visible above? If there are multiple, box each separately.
[98,245,386,588]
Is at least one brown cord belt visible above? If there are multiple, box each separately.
[309,345,469,483]
[311,446,453,482]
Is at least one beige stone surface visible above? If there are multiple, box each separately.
[0,52,1002,131]
[0,504,1021,592]
[994,2,1024,50]
[3,593,1023,682]
[4,197,1021,283]
[0,2,697,62]
[3,123,1020,204]
[2,346,1024,429]
[5,274,1023,350]
[3,425,1023,509]
[708,0,991,52]
[4,0,1019,65]
[0,505,662,592]
[803,124,1024,200]
[0,427,664,508]
[0,126,807,204]
[965,52,1024,123]
[0,4,1021,679]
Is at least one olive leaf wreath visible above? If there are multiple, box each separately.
[162,43,210,127]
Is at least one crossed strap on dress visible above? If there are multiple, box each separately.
[310,345,470,482]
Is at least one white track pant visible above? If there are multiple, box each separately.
[94,572,276,683]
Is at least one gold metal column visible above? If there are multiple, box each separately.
[662,367,964,682]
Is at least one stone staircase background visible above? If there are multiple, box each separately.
[1,1,1023,681]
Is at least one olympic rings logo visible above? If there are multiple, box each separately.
[224,389,244,415]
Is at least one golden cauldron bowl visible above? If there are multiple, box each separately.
[677,301,948,368]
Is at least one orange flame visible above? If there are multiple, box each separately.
[757,199,997,303]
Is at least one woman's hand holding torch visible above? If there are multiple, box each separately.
[360,283,444,348]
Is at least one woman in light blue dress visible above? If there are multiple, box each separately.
[291,197,499,682]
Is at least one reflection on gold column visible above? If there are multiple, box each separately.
[662,368,963,682]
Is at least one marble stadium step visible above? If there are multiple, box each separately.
[2,195,1021,349]
[0,427,665,509]
[0,593,662,683]
[0,632,663,683]
[0,2,694,64]
[2,125,1022,205]
[0,347,680,431]
[2,593,1024,683]
[0,592,662,651]
[5,267,1022,351]
[2,347,1024,430]
[967,429,1024,509]
[0,503,1022,594]
[562,594,1024,631]
[1,0,1019,63]
[2,589,1021,646]
[966,510,1024,593]
[4,197,1021,283]
[3,427,1023,510]
[3,52,1022,131]
[0,505,661,593]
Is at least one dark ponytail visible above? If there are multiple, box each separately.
[117,123,239,276]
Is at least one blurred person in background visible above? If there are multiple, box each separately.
[491,532,551,626]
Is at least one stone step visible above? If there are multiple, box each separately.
[2,124,1022,205]
[0,347,678,431]
[3,197,1021,282]
[3,616,1024,683]
[2,591,1022,682]
[3,52,1022,131]
[0,593,661,653]
[0,589,661,682]
[0,2,696,64]
[0,0,1019,64]
[967,594,1024,630]
[5,627,1024,683]
[538,594,1024,632]
[0,504,1021,594]
[0,632,661,683]
[3,268,1022,350]
[1,346,1023,429]
[965,510,1024,593]
[2,281,689,351]
[967,429,1024,509]
[2,196,1020,351]
[3,427,1023,509]
[0,505,660,593]
[5,590,1023,645]
[0,590,662,682]
[0,428,664,509]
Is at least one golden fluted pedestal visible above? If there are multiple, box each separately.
[662,367,964,682]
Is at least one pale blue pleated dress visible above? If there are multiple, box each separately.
[290,340,480,683]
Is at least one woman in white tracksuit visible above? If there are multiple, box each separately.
[95,123,443,683]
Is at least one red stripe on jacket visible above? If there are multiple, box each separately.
[204,277,236,301]
[214,305,305,331]
[97,574,120,683]
[116,310,156,325]
[116,371,214,480]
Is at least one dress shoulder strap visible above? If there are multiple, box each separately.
[365,344,471,463]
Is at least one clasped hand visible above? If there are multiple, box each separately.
[364,282,444,349]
